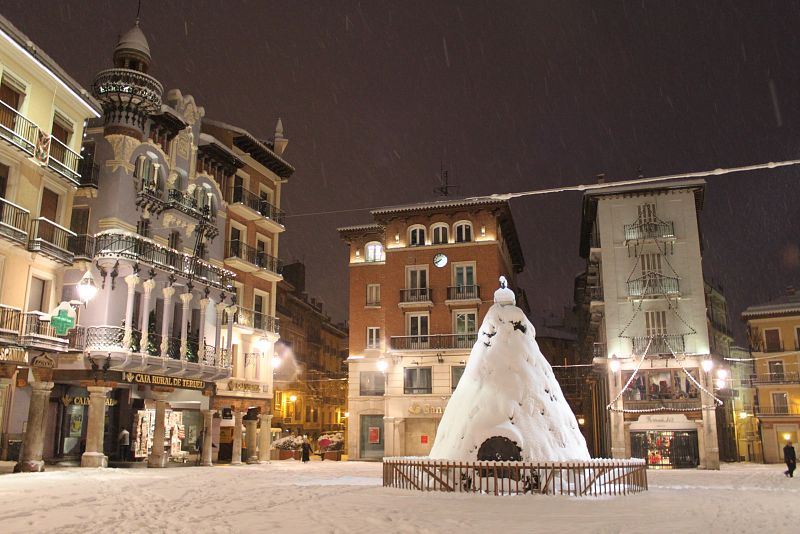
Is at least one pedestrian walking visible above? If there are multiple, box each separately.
[195,430,205,465]
[118,428,130,461]
[784,441,796,478]
[301,439,311,463]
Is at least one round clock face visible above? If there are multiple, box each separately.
[433,253,448,268]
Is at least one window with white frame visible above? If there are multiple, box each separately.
[431,224,449,244]
[772,392,789,414]
[367,327,381,349]
[359,371,385,396]
[365,241,384,262]
[645,311,667,336]
[407,313,429,339]
[409,225,426,246]
[135,156,160,192]
[640,253,662,275]
[404,367,432,394]
[366,284,381,306]
[451,365,466,392]
[454,310,477,348]
[638,202,657,223]
[454,221,473,243]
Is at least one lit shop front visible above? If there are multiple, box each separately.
[50,370,212,463]
[628,415,701,469]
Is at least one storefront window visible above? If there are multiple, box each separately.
[631,430,699,469]
[622,369,700,402]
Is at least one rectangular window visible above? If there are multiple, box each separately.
[168,231,181,251]
[0,162,8,197]
[407,266,428,288]
[772,392,789,414]
[69,206,90,235]
[366,327,380,349]
[640,253,662,275]
[645,311,667,336]
[359,371,385,396]
[768,361,785,381]
[638,203,656,223]
[764,329,782,352]
[454,264,475,287]
[136,218,150,238]
[408,313,429,339]
[404,367,432,394]
[366,284,380,306]
[0,74,25,111]
[26,276,47,312]
[40,187,59,222]
[451,366,466,392]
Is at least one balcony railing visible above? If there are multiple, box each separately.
[225,306,280,334]
[47,136,82,185]
[28,218,76,264]
[228,185,285,226]
[20,312,69,350]
[750,372,800,385]
[592,342,607,359]
[762,343,785,353]
[227,240,282,275]
[754,405,800,417]
[0,196,30,244]
[400,288,432,303]
[622,399,702,412]
[68,234,96,261]
[0,99,37,155]
[94,231,234,290]
[627,273,680,298]
[390,333,478,350]
[78,160,99,188]
[167,189,214,221]
[0,305,23,340]
[630,334,686,356]
[624,220,675,241]
[447,285,480,301]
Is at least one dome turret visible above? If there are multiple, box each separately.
[113,20,151,73]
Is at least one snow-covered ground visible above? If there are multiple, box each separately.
[0,461,796,534]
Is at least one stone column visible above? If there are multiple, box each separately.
[245,418,259,463]
[160,287,175,358]
[201,409,214,466]
[383,416,396,456]
[608,368,626,459]
[140,279,156,354]
[701,370,721,469]
[0,376,14,458]
[81,386,112,468]
[258,414,273,463]
[215,302,226,367]
[122,274,140,348]
[179,292,193,360]
[148,390,171,468]
[231,410,243,465]
[14,380,55,473]
[198,298,209,364]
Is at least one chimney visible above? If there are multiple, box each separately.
[273,118,288,156]
[787,286,796,296]
[596,173,606,184]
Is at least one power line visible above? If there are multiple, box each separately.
[283,159,800,219]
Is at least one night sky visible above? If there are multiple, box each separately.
[5,1,800,342]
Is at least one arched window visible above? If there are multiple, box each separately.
[408,225,426,247]
[135,156,160,193]
[365,241,384,262]
[454,221,473,243]
[431,223,449,245]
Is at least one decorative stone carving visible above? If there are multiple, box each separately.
[162,212,196,237]
[104,134,139,172]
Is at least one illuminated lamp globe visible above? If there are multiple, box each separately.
[701,358,714,373]
[255,336,270,353]
[289,394,297,402]
[609,355,621,373]
[272,355,281,369]
[716,368,728,380]
[376,358,389,372]
[715,378,726,389]
[77,270,98,303]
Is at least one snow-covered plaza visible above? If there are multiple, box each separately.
[0,461,796,534]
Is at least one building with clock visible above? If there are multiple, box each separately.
[338,198,525,459]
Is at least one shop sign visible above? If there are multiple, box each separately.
[60,395,118,407]
[228,380,262,393]
[408,402,443,415]
[421,435,428,444]
[121,371,206,390]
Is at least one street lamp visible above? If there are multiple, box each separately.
[701,358,714,373]
[272,355,281,369]
[77,270,98,305]
[376,357,389,372]
[609,355,621,373]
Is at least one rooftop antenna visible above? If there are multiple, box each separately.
[136,0,142,22]
[434,161,458,197]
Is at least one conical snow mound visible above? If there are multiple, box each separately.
[429,280,590,462]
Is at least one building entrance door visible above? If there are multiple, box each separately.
[359,414,384,459]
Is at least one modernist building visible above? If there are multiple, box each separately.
[576,178,721,469]
[338,198,524,460]
[274,262,348,442]
[3,18,291,471]
[0,14,100,467]
[742,287,800,463]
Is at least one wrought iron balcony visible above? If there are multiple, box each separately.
[630,334,686,356]
[20,312,69,351]
[627,273,680,298]
[167,189,215,223]
[754,405,800,417]
[624,220,675,241]
[0,305,23,343]
[390,333,478,350]
[750,372,800,385]
[94,231,234,290]
[28,218,76,265]
[68,234,96,261]
[136,180,167,215]
[0,99,37,155]
[226,240,282,276]
[225,306,280,334]
[92,68,163,113]
[400,288,432,303]
[259,199,285,226]
[47,136,82,185]
[592,342,607,359]
[622,399,702,412]
[78,160,99,188]
[0,196,30,245]
[200,344,230,367]
[227,185,285,226]
[588,286,604,301]
[447,285,480,301]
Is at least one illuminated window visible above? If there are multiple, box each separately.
[365,241,384,262]
[409,225,426,246]
[454,221,473,243]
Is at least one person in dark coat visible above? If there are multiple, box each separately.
[784,442,796,478]
[301,439,311,463]
[195,430,205,465]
